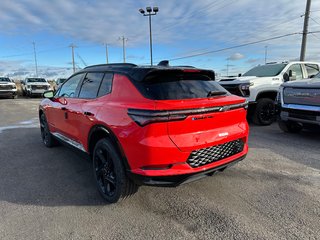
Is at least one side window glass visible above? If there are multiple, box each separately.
[78,72,104,99]
[286,64,303,80]
[305,64,319,78]
[97,73,113,97]
[57,73,84,98]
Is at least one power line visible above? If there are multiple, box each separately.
[310,17,320,25]
[168,32,301,61]
[311,33,320,40]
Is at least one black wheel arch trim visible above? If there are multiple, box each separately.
[88,124,132,172]
[256,90,278,101]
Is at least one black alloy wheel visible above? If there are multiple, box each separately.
[94,147,117,198]
[40,114,56,147]
[253,98,276,125]
[93,139,138,203]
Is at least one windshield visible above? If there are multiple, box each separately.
[0,77,11,82]
[27,78,46,83]
[243,64,287,77]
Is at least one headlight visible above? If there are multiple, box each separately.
[27,85,31,89]
[239,82,254,97]
[276,87,283,104]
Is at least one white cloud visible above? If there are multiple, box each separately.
[227,53,245,61]
[0,0,319,76]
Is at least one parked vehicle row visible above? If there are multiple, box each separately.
[0,77,68,99]
[219,61,320,125]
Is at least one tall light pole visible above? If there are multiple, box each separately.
[300,0,312,61]
[139,6,159,66]
[32,42,38,77]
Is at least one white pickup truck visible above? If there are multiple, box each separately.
[21,77,52,97]
[219,61,320,125]
[0,77,17,98]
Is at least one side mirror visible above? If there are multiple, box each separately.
[43,90,54,99]
[283,73,289,82]
[238,73,242,77]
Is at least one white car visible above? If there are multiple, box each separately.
[0,77,17,99]
[219,61,320,125]
[21,78,51,97]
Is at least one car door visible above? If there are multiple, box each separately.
[45,73,85,137]
[65,72,112,145]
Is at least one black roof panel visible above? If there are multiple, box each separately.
[77,63,215,81]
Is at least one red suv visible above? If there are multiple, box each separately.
[39,62,249,203]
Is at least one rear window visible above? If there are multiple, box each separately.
[136,72,227,100]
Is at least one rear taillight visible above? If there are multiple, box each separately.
[128,101,248,127]
[128,109,187,126]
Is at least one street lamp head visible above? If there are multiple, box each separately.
[153,7,159,13]
[146,7,152,13]
[139,8,145,14]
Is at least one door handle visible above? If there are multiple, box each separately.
[84,111,94,116]
[61,107,67,110]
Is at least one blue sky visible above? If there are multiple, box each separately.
[0,0,319,79]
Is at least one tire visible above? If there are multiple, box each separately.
[278,119,303,133]
[40,114,57,147]
[253,98,276,126]
[93,138,138,203]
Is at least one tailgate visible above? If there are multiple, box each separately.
[155,97,248,152]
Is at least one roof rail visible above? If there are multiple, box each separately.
[84,63,137,69]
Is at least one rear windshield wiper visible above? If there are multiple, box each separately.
[207,91,227,97]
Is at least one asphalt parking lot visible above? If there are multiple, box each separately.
[0,98,319,240]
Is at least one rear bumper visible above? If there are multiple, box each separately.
[279,105,320,126]
[128,154,246,187]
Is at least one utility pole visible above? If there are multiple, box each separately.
[32,42,38,77]
[105,43,109,64]
[300,0,312,61]
[119,36,127,63]
[69,44,77,73]
[264,46,268,64]
[226,59,230,76]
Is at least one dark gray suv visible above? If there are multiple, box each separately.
[276,72,320,133]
